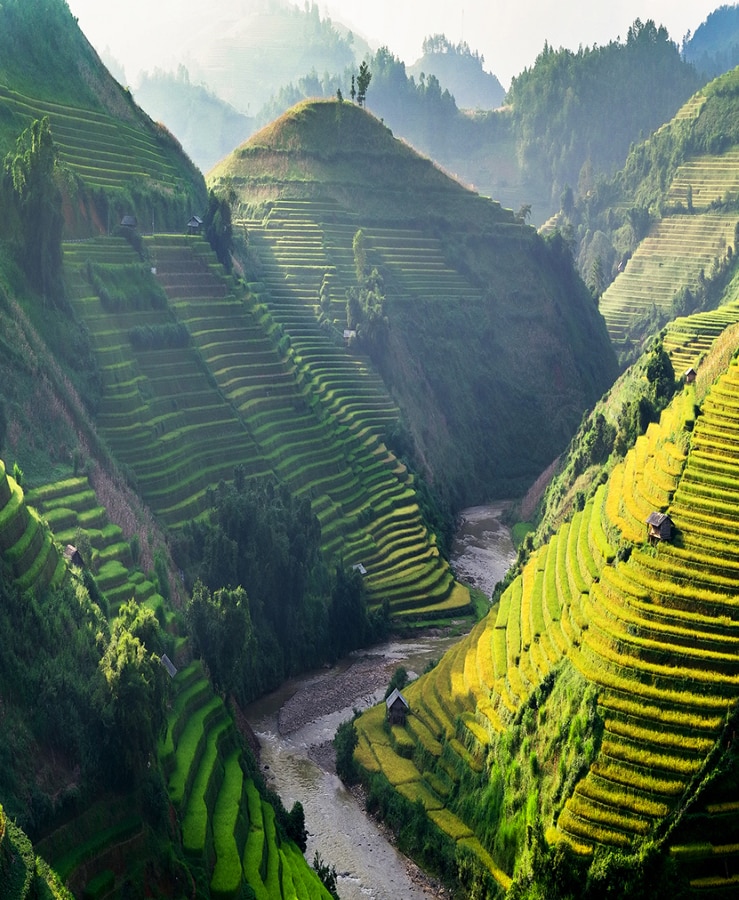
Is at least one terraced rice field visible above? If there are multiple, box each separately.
[663,299,739,374]
[599,212,739,345]
[63,234,465,617]
[64,238,265,529]
[355,330,739,888]
[25,475,165,617]
[159,662,332,899]
[0,459,65,593]
[667,148,739,212]
[0,84,188,193]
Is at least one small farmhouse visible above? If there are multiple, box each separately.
[646,511,674,544]
[120,215,137,229]
[187,215,203,234]
[63,544,84,567]
[385,687,410,725]
[684,366,697,384]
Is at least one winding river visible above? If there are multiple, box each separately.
[245,505,516,900]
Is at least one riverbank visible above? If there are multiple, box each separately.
[245,503,516,900]
[247,632,463,900]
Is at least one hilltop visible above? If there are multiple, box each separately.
[211,99,618,505]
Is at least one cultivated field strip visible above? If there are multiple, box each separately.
[0,459,65,592]
[64,234,464,616]
[663,300,739,374]
[160,662,332,899]
[599,213,739,344]
[219,206,469,615]
[64,239,266,529]
[667,148,739,211]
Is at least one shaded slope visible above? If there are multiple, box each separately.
[211,100,617,504]
[353,314,739,895]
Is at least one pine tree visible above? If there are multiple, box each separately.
[357,61,372,106]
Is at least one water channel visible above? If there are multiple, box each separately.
[245,504,516,900]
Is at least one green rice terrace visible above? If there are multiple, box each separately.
[155,661,332,900]
[0,457,333,899]
[62,234,466,618]
[353,335,739,894]
[25,474,165,619]
[598,212,739,347]
[594,68,739,355]
[212,99,618,507]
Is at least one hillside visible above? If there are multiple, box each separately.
[352,301,739,897]
[210,99,618,506]
[683,4,739,79]
[566,67,739,359]
[0,0,206,238]
[407,35,506,110]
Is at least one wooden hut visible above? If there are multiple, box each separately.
[63,544,84,567]
[120,215,137,229]
[646,511,674,544]
[684,366,697,385]
[187,215,203,235]
[385,688,410,725]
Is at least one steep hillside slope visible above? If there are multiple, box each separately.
[62,233,464,618]
[353,316,739,897]
[0,0,205,237]
[210,99,618,505]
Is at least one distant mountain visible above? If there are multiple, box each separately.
[135,67,254,171]
[180,0,370,115]
[683,3,739,78]
[407,34,505,110]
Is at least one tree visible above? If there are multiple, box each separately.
[96,623,166,779]
[384,666,409,699]
[645,339,676,405]
[203,189,233,272]
[334,719,359,783]
[5,117,63,303]
[357,61,372,106]
[186,582,253,697]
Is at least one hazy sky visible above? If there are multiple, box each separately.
[66,0,724,88]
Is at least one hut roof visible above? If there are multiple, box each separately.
[160,654,178,678]
[645,511,672,527]
[385,688,409,710]
[120,215,137,228]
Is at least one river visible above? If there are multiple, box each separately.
[245,504,516,900]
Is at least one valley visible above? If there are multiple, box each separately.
[6,2,739,900]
